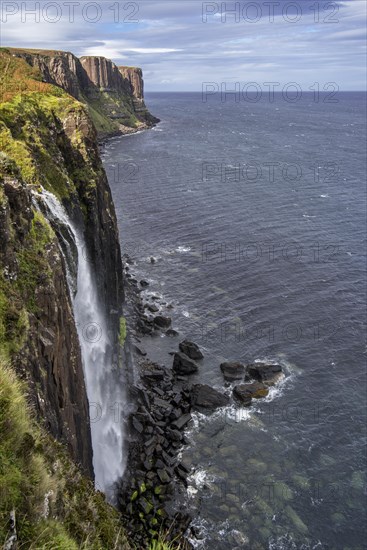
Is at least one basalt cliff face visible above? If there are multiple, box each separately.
[0,47,135,546]
[0,48,131,474]
[7,47,159,139]
[0,174,93,475]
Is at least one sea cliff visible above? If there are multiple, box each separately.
[0,47,157,548]
[4,47,159,139]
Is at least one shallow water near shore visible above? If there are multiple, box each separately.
[103,92,366,549]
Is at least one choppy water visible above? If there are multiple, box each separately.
[103,93,366,549]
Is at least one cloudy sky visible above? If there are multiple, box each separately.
[1,0,366,90]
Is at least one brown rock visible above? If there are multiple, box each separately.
[233,382,269,405]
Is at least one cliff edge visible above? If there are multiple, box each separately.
[0,48,127,471]
[3,47,159,139]
[0,47,133,547]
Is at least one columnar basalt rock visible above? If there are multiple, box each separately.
[12,49,84,98]
[80,55,131,94]
[0,175,93,476]
[119,66,144,99]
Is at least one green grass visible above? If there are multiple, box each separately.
[148,535,183,550]
[0,357,133,549]
[0,201,54,360]
[0,48,143,139]
[0,51,100,202]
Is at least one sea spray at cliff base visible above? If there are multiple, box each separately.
[38,190,126,500]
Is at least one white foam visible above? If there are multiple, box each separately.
[176,245,192,253]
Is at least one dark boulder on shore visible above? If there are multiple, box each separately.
[233,381,269,406]
[190,384,229,410]
[220,361,246,381]
[172,352,199,375]
[246,362,283,385]
[133,344,147,357]
[166,328,179,337]
[145,303,159,313]
[179,339,204,360]
[153,315,172,328]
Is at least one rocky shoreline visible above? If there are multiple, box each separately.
[117,253,285,548]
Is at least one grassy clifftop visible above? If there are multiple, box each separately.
[0,51,91,201]
[1,47,158,139]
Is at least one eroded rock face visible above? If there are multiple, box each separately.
[80,56,131,95]
[0,93,125,478]
[11,49,159,137]
[60,105,124,332]
[119,66,144,99]
[14,50,83,98]
[0,176,93,476]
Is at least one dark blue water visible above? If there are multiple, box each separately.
[103,93,366,549]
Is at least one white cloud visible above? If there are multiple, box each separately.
[127,48,183,54]
[1,0,365,90]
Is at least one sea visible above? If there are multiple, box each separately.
[102,92,366,550]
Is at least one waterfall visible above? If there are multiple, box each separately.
[36,190,126,501]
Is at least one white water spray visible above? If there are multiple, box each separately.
[38,190,126,500]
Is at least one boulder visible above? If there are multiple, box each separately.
[166,328,179,337]
[138,497,153,514]
[141,369,165,382]
[246,362,283,385]
[166,427,182,442]
[154,315,172,328]
[190,384,229,410]
[171,413,192,430]
[140,279,149,287]
[220,361,245,381]
[179,339,204,360]
[146,303,159,313]
[132,417,144,433]
[172,352,199,375]
[133,345,147,356]
[233,382,269,405]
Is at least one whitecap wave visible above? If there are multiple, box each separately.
[176,245,192,253]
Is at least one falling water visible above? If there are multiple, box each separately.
[37,190,126,501]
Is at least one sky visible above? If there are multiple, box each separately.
[1,0,366,90]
